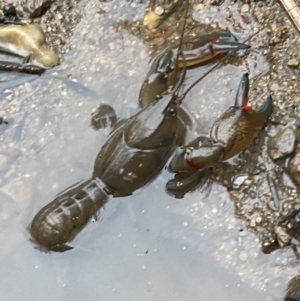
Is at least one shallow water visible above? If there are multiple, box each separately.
[0,0,295,300]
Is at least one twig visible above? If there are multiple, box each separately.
[279,0,300,33]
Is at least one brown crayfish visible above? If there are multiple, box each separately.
[28,8,273,252]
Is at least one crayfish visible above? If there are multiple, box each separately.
[28,3,273,252]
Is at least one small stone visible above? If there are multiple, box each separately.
[239,251,248,261]
[255,216,262,225]
[240,4,250,13]
[230,190,239,200]
[143,11,160,30]
[249,190,256,199]
[33,17,42,23]
[271,37,281,45]
[244,179,252,185]
[270,83,279,91]
[268,126,296,160]
[288,59,299,68]
[154,6,164,16]
[152,37,165,46]
[198,3,204,10]
[274,226,291,247]
[97,8,106,15]
[232,175,248,189]
[262,9,270,19]
[204,17,212,24]
[249,218,256,228]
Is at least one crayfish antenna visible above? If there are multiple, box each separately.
[170,0,189,93]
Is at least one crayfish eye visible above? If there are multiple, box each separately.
[168,106,177,116]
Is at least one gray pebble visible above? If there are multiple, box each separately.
[240,4,250,13]
[268,126,296,160]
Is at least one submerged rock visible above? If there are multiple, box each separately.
[268,126,296,160]
[287,58,299,68]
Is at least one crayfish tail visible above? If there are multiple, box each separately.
[165,168,211,199]
[284,275,300,301]
[29,177,109,253]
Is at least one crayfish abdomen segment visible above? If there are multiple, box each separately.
[29,178,108,252]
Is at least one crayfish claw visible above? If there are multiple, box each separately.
[169,136,224,173]
[211,40,250,56]
[258,95,273,119]
[166,168,211,199]
[211,31,238,42]
[234,73,250,108]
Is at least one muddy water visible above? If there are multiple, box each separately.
[0,0,293,300]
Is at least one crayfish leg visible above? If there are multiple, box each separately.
[47,243,73,253]
[23,53,33,64]
[166,168,211,199]
[0,60,45,74]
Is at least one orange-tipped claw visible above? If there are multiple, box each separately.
[234,73,250,108]
[210,75,273,161]
[258,95,273,119]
